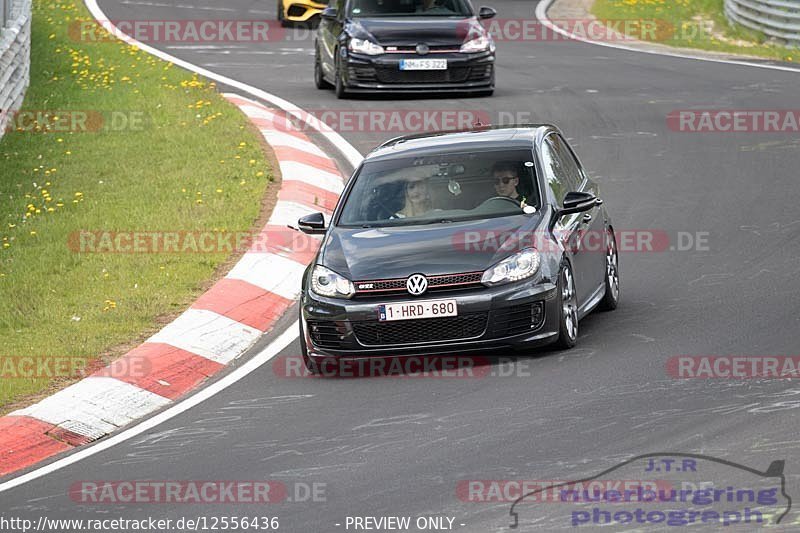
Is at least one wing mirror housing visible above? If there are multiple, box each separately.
[559,191,600,216]
[298,212,327,235]
[478,6,497,19]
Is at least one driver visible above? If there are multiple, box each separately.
[417,0,452,14]
[392,177,433,218]
[492,161,521,200]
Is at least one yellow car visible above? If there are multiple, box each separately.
[278,0,327,26]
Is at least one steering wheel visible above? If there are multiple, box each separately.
[480,196,521,208]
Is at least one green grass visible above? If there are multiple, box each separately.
[0,0,272,409]
[592,0,799,63]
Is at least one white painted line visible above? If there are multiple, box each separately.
[84,0,364,169]
[226,252,307,301]
[148,309,263,364]
[279,161,345,194]
[11,378,171,437]
[0,322,300,493]
[536,0,800,74]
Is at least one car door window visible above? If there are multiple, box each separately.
[551,134,583,193]
[541,136,568,205]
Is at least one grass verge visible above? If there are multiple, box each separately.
[592,0,798,63]
[0,0,273,409]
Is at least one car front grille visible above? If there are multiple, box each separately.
[353,313,488,346]
[309,303,544,351]
[490,302,545,338]
[468,64,493,81]
[348,66,378,83]
[308,321,348,349]
[354,272,483,297]
[384,45,461,54]
[375,67,470,84]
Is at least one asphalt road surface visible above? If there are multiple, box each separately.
[2,0,800,531]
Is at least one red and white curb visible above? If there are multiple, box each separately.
[0,95,345,477]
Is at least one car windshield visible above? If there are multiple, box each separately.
[349,0,472,17]
[337,148,540,228]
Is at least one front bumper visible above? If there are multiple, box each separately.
[301,279,560,358]
[283,1,326,22]
[342,50,495,93]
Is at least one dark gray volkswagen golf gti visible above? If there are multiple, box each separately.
[297,125,619,372]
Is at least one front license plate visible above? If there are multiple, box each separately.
[378,299,457,322]
[399,59,447,71]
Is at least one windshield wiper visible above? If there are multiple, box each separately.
[418,218,454,225]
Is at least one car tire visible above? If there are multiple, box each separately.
[334,57,348,99]
[314,48,332,90]
[598,227,620,311]
[555,262,578,349]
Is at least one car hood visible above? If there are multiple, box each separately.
[320,215,542,281]
[347,17,482,47]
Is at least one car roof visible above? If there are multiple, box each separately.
[365,125,558,162]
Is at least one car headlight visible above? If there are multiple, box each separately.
[481,248,541,286]
[349,38,385,56]
[311,265,355,298]
[460,33,495,53]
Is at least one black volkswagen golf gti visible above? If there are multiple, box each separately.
[314,0,496,97]
[298,126,620,371]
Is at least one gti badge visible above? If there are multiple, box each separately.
[406,274,428,295]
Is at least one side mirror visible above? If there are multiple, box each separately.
[559,191,599,216]
[321,6,338,20]
[298,212,327,235]
[478,6,497,19]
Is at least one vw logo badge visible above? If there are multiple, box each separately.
[406,274,428,295]
[416,43,430,56]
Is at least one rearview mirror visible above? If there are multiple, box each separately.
[559,191,599,216]
[298,212,327,235]
[478,6,497,19]
[320,7,338,20]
